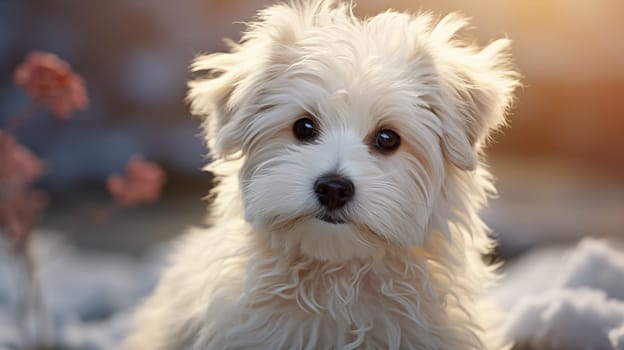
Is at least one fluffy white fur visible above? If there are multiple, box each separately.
[125,1,519,349]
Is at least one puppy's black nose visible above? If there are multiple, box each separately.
[314,174,354,210]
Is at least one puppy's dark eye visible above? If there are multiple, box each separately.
[374,129,400,153]
[293,117,318,142]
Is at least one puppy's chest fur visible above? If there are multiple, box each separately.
[196,242,482,350]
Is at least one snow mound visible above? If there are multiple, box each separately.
[495,238,624,350]
[60,312,133,350]
[610,325,624,350]
[0,233,169,350]
[556,239,624,300]
[505,288,624,349]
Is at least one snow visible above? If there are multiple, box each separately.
[504,288,624,349]
[0,233,168,349]
[610,325,624,349]
[556,239,624,300]
[1,233,624,349]
[0,306,20,349]
[493,238,624,350]
[60,312,133,350]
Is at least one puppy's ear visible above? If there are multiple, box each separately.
[188,1,344,159]
[429,15,520,170]
[187,48,253,158]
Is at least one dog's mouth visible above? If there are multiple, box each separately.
[316,213,347,225]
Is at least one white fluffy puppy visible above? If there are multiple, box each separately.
[125,1,519,349]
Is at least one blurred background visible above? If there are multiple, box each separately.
[0,0,623,348]
[1,0,622,256]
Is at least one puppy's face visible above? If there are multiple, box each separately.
[189,1,518,261]
[235,44,448,261]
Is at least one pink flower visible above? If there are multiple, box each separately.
[0,129,45,190]
[13,51,89,120]
[0,190,48,246]
[107,156,166,207]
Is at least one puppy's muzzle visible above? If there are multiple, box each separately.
[314,174,354,210]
